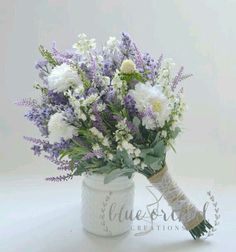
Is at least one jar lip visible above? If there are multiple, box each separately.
[83,172,134,182]
[82,172,134,190]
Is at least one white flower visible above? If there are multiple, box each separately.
[48,63,82,93]
[101,76,110,88]
[107,153,114,161]
[128,82,170,129]
[73,33,96,54]
[120,140,135,155]
[48,112,77,143]
[106,37,118,49]
[82,94,99,106]
[120,59,136,74]
[102,137,110,147]
[111,71,126,100]
[134,148,141,157]
[133,158,141,165]
[92,144,101,151]
[97,103,106,112]
[161,130,167,138]
[111,72,123,89]
[90,127,104,140]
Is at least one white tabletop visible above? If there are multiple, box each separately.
[0,164,235,252]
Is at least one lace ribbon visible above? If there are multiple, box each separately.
[149,166,204,230]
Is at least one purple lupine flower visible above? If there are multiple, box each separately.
[51,41,76,64]
[23,136,49,146]
[15,98,39,108]
[124,95,137,116]
[119,32,135,59]
[35,60,48,70]
[25,106,54,136]
[80,62,95,81]
[46,174,73,182]
[133,43,145,72]
[104,87,115,103]
[47,90,68,105]
[45,155,71,171]
[172,66,184,91]
[31,145,42,156]
[64,106,76,124]
[92,103,107,133]
[126,120,138,133]
[156,54,163,74]
[24,136,73,159]
[82,150,103,161]
[142,53,159,82]
[47,139,72,158]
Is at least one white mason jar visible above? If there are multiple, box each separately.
[81,173,135,237]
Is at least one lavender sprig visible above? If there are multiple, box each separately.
[46,174,73,182]
[45,155,71,171]
[15,98,39,108]
[172,66,184,91]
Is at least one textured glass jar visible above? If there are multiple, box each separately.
[81,173,135,236]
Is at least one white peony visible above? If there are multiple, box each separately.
[48,112,78,143]
[47,63,83,93]
[128,82,170,129]
[120,59,136,74]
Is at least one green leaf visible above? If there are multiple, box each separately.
[133,116,141,128]
[39,45,58,66]
[171,127,181,139]
[144,154,158,165]
[150,159,162,171]
[119,72,146,83]
[153,140,165,158]
[104,168,134,184]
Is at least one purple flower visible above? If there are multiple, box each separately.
[51,41,78,64]
[31,145,42,156]
[46,174,73,182]
[119,32,135,58]
[82,150,103,161]
[47,90,68,105]
[15,98,39,108]
[45,155,71,171]
[35,60,48,70]
[92,103,107,133]
[24,136,73,159]
[25,106,54,136]
[171,66,184,91]
[124,95,137,116]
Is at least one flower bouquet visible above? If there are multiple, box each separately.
[18,33,212,239]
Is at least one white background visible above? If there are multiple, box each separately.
[0,1,236,251]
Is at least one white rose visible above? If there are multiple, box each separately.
[128,82,170,129]
[47,63,83,93]
[48,112,78,143]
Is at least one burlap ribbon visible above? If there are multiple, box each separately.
[148,166,204,230]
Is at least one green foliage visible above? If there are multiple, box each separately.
[104,168,134,184]
[39,45,58,67]
[119,72,146,83]
[33,83,48,94]
[102,150,136,183]
[77,67,91,89]
[140,134,166,172]
[170,126,181,139]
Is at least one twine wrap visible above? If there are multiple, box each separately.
[149,166,204,230]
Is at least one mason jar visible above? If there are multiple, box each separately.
[81,173,135,236]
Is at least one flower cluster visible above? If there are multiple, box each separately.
[19,33,190,182]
